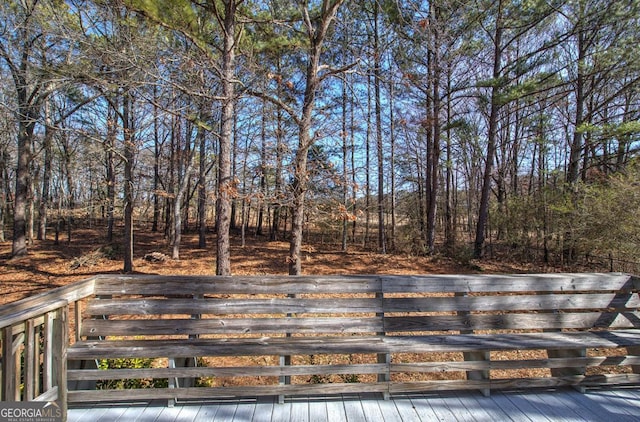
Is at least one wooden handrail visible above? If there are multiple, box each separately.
[0,277,96,329]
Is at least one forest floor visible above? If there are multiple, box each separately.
[0,225,543,305]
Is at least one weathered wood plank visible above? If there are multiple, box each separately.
[391,355,640,372]
[81,317,384,337]
[250,396,275,422]
[92,275,382,295]
[545,389,603,421]
[68,336,388,360]
[289,398,309,422]
[384,330,640,353]
[54,306,68,417]
[374,396,406,422]
[462,392,524,422]
[24,319,36,400]
[195,402,224,421]
[381,273,635,293]
[415,394,458,422]
[389,374,640,394]
[43,312,54,392]
[341,397,366,422]
[33,386,58,402]
[2,326,17,401]
[66,388,640,422]
[385,312,640,332]
[384,293,640,313]
[233,399,257,422]
[86,297,383,316]
[0,299,69,331]
[389,396,424,422]
[563,390,622,421]
[67,382,389,403]
[309,399,328,422]
[325,397,347,422]
[68,330,640,360]
[68,363,388,381]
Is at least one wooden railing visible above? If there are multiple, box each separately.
[2,272,640,422]
[0,277,95,419]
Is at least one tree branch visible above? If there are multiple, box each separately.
[245,88,301,127]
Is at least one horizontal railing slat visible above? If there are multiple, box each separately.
[85,297,382,316]
[68,336,388,359]
[67,382,389,403]
[390,355,640,372]
[388,374,640,393]
[68,375,640,403]
[381,273,635,293]
[384,312,640,332]
[69,329,640,360]
[384,293,640,312]
[92,274,382,295]
[81,317,384,337]
[69,355,640,382]
[384,330,640,352]
[68,363,387,381]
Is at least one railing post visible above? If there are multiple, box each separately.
[279,293,295,405]
[25,319,36,401]
[377,290,390,400]
[168,358,176,408]
[457,292,490,397]
[74,300,83,344]
[53,306,69,420]
[2,325,19,401]
[44,311,55,392]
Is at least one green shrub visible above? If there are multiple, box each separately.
[97,357,168,389]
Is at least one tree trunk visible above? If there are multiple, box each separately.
[198,109,208,248]
[389,78,397,251]
[6,4,46,258]
[12,104,37,257]
[0,148,7,242]
[270,92,284,242]
[444,62,455,251]
[38,100,53,241]
[122,93,135,273]
[567,31,586,185]
[172,128,196,260]
[289,146,309,275]
[62,132,74,244]
[106,101,117,242]
[474,0,503,259]
[152,88,161,233]
[341,71,349,252]
[426,2,441,255]
[373,7,386,254]
[257,99,267,236]
[288,1,345,275]
[350,89,357,243]
[230,107,238,231]
[364,74,372,248]
[216,0,237,276]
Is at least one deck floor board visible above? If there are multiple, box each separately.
[67,388,640,421]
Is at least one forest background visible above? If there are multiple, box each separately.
[1,0,640,287]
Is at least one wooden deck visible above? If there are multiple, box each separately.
[68,388,640,421]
